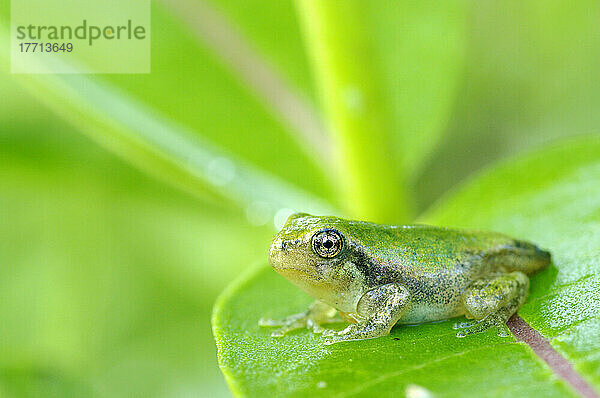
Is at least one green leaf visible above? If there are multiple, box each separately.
[368,0,466,180]
[0,4,336,222]
[206,0,318,101]
[415,0,600,210]
[0,113,277,397]
[1,0,465,223]
[204,0,466,187]
[213,135,600,396]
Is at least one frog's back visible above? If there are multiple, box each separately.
[354,223,550,277]
[348,223,550,323]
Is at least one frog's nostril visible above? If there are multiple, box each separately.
[270,239,284,255]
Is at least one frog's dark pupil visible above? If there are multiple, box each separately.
[312,229,342,258]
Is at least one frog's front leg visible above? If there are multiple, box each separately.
[323,283,410,345]
[259,300,338,337]
[454,271,529,338]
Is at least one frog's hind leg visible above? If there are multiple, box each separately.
[454,272,529,338]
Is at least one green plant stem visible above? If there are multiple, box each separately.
[0,26,335,226]
[296,0,411,223]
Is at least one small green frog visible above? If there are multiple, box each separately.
[259,213,550,344]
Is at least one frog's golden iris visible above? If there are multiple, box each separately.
[311,229,343,258]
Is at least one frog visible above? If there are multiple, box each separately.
[259,213,551,344]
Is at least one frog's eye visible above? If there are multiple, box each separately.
[311,229,343,258]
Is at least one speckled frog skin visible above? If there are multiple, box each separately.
[259,213,551,344]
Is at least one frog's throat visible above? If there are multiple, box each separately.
[275,267,344,306]
[274,266,313,281]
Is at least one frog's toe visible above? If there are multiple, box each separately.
[455,315,504,338]
[496,323,511,338]
[452,320,478,330]
[323,336,338,345]
[322,329,336,337]
[258,317,285,327]
[322,336,335,345]
[266,317,307,336]
[270,322,304,337]
[270,328,287,338]
[307,318,325,334]
[322,326,355,344]
[323,332,347,345]
[456,328,474,338]
[456,324,486,338]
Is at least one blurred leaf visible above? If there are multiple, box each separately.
[416,0,600,210]
[157,0,334,179]
[173,0,467,206]
[213,136,599,396]
[367,0,466,179]
[0,118,275,397]
[206,0,318,101]
[107,0,333,202]
[0,366,93,398]
[0,4,336,224]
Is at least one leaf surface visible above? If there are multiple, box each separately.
[366,0,466,178]
[213,136,600,397]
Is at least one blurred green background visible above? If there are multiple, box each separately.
[1,0,599,396]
